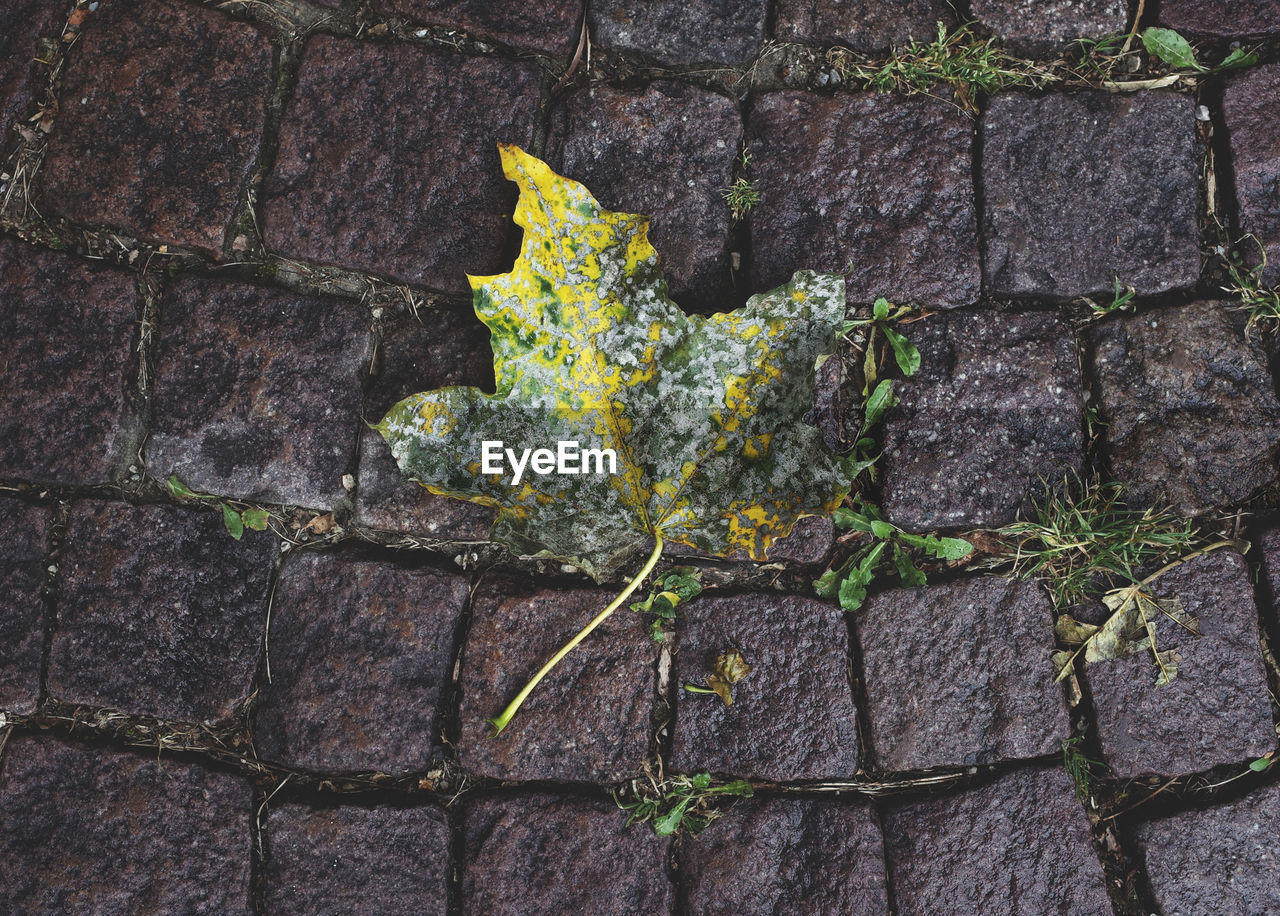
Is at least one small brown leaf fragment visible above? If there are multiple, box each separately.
[304,512,335,534]
[705,648,751,706]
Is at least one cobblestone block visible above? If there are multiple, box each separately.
[680,798,888,914]
[0,0,62,149]
[147,277,370,510]
[1089,302,1280,516]
[0,499,47,714]
[857,577,1070,771]
[671,593,859,781]
[982,91,1200,298]
[971,0,1128,55]
[463,795,673,915]
[47,501,274,722]
[1133,781,1280,916]
[263,38,539,293]
[380,0,583,54]
[590,0,766,65]
[457,578,656,782]
[0,736,252,914]
[266,802,449,914]
[1087,550,1275,776]
[749,91,979,309]
[1224,65,1280,285]
[356,308,496,538]
[37,0,272,254]
[775,0,955,52]
[548,81,740,305]
[1159,0,1280,37]
[883,767,1112,915]
[881,309,1084,531]
[255,550,470,773]
[0,239,139,485]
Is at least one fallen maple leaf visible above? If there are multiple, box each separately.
[378,145,848,732]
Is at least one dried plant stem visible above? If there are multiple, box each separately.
[487,534,665,735]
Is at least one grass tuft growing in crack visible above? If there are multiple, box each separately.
[614,768,753,836]
[1223,237,1280,332]
[991,477,1198,608]
[1061,736,1106,801]
[833,22,1052,104]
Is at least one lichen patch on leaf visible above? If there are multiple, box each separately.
[377,145,848,580]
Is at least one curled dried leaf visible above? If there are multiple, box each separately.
[705,648,752,706]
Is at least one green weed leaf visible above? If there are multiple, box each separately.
[898,531,973,559]
[892,543,928,586]
[166,475,200,499]
[653,797,691,836]
[1218,48,1257,71]
[863,379,897,427]
[241,508,270,531]
[221,503,244,540]
[1142,27,1202,71]
[838,542,886,611]
[882,325,921,377]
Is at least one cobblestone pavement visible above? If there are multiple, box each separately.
[4,0,1280,913]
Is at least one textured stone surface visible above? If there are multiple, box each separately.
[263,38,539,293]
[0,0,62,149]
[463,795,673,915]
[749,91,979,309]
[1159,0,1280,36]
[0,736,252,914]
[857,577,1069,771]
[356,307,497,538]
[1089,302,1280,515]
[681,798,888,915]
[548,81,740,306]
[775,0,955,52]
[972,0,1128,54]
[671,593,859,781]
[266,802,449,914]
[148,277,370,510]
[38,0,271,254]
[380,0,583,54]
[48,502,274,722]
[883,767,1112,915]
[881,309,1084,531]
[0,499,47,714]
[457,578,656,782]
[1087,550,1275,777]
[0,239,139,485]
[255,550,470,772]
[982,91,1200,298]
[1224,65,1280,285]
[1134,781,1280,916]
[589,0,767,65]
[1258,526,1280,612]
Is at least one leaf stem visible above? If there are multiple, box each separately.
[487,533,666,736]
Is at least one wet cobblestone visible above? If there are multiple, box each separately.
[36,0,272,254]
